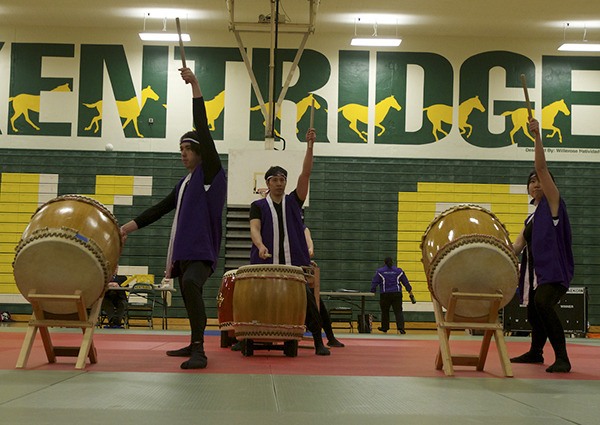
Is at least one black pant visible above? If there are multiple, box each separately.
[527,282,569,360]
[307,288,334,340]
[101,290,127,325]
[379,292,404,332]
[177,260,212,343]
[304,285,323,335]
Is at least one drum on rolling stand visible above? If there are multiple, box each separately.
[232,264,307,357]
[420,204,518,319]
[13,195,122,316]
[216,268,237,347]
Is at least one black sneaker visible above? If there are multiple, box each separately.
[327,339,345,348]
[546,358,571,373]
[167,344,193,357]
[377,327,388,333]
[510,352,544,364]
[180,343,207,369]
[315,344,331,356]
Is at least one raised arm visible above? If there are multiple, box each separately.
[180,67,202,99]
[180,67,221,183]
[296,128,315,201]
[530,118,560,216]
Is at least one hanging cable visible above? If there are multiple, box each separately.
[272,0,281,141]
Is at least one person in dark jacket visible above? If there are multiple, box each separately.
[101,274,128,328]
[510,117,574,373]
[371,257,415,334]
[120,67,226,370]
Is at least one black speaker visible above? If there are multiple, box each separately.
[503,286,588,337]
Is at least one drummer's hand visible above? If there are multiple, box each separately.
[119,226,128,243]
[528,117,540,136]
[259,246,271,259]
[306,128,316,149]
[107,281,119,288]
[179,67,197,85]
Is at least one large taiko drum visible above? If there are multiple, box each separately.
[420,204,518,319]
[217,269,237,330]
[232,264,307,340]
[13,195,122,315]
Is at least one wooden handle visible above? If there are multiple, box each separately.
[176,17,187,68]
[520,74,532,120]
[309,96,315,129]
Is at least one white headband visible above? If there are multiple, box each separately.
[180,137,199,144]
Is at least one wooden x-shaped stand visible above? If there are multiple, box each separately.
[433,290,513,377]
[16,290,100,370]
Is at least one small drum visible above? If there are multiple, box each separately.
[420,204,518,318]
[301,264,316,288]
[232,264,307,340]
[13,195,122,314]
[217,269,237,330]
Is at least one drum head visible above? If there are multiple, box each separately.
[421,204,512,274]
[429,238,518,318]
[236,264,305,281]
[13,238,105,314]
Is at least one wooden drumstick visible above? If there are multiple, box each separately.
[176,17,187,69]
[520,74,532,120]
[309,96,315,129]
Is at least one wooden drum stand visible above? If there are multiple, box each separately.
[16,290,100,370]
[432,289,513,377]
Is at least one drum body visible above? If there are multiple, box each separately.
[217,269,237,330]
[13,195,122,314]
[420,205,518,318]
[232,264,307,340]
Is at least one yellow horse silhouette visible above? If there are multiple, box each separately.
[250,93,322,135]
[423,95,485,141]
[8,83,71,132]
[338,95,402,142]
[501,99,570,144]
[205,90,225,131]
[83,86,160,137]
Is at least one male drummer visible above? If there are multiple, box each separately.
[249,128,330,356]
[120,67,226,369]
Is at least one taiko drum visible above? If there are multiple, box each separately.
[232,264,307,341]
[217,269,237,330]
[420,204,518,318]
[13,195,122,314]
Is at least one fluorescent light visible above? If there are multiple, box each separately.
[351,37,401,47]
[558,42,600,52]
[139,32,191,42]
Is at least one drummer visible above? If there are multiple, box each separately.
[249,128,330,356]
[304,226,345,347]
[120,67,227,370]
[510,117,574,373]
